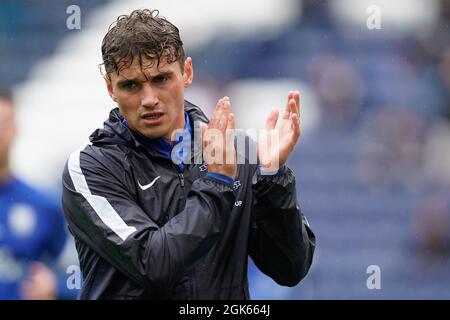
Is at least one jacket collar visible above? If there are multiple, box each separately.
[89,100,209,160]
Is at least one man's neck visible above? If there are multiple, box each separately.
[163,116,186,141]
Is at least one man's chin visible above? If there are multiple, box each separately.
[138,128,167,140]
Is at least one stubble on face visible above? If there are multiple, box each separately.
[108,56,189,140]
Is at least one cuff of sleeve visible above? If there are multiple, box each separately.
[207,172,235,187]
[257,164,287,176]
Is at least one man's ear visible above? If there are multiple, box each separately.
[104,76,117,102]
[183,57,193,88]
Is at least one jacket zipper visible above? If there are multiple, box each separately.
[170,162,185,188]
[142,146,186,188]
[179,172,185,187]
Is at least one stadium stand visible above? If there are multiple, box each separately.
[2,0,450,299]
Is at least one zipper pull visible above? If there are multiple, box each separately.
[179,173,185,187]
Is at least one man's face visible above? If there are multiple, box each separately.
[106,56,193,140]
[0,98,15,160]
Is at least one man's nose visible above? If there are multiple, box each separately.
[141,83,159,108]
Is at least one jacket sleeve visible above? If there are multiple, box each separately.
[248,166,316,287]
[61,146,235,293]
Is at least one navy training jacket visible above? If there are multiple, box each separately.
[61,101,315,299]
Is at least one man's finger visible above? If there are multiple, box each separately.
[210,98,224,128]
[282,99,295,121]
[218,98,230,131]
[291,112,301,141]
[283,91,294,120]
[287,91,293,104]
[225,113,236,165]
[284,92,292,119]
[228,112,235,130]
[200,123,208,148]
[293,91,300,115]
[265,109,279,130]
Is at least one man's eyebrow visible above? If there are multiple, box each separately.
[116,71,174,85]
[149,71,174,79]
[116,77,143,85]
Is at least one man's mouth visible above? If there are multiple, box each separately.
[142,112,164,120]
[141,112,164,125]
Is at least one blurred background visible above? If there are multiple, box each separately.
[1,0,450,299]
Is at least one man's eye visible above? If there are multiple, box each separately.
[121,82,137,90]
[153,75,168,84]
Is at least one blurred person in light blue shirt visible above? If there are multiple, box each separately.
[0,88,70,299]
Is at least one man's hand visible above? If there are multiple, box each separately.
[201,97,237,179]
[20,262,58,300]
[258,91,301,172]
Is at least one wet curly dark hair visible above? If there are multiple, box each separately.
[100,9,185,79]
